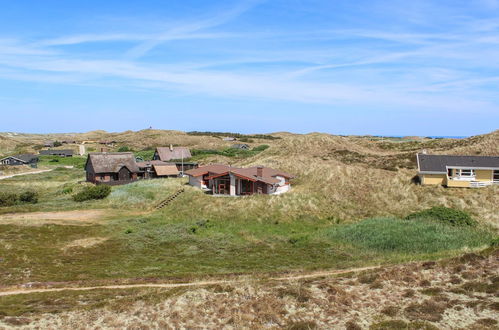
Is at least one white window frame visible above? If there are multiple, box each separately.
[454,169,476,180]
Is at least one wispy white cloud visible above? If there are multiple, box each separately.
[0,0,498,118]
[125,0,265,59]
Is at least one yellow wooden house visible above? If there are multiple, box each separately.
[416,153,499,188]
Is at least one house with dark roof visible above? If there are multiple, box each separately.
[153,145,192,162]
[40,149,73,157]
[0,154,39,166]
[416,153,499,188]
[231,143,250,150]
[85,152,140,185]
[185,164,294,195]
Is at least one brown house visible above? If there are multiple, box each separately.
[153,145,192,161]
[185,164,294,196]
[85,152,139,185]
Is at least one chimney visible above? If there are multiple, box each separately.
[422,149,428,154]
[257,166,263,178]
[169,144,173,152]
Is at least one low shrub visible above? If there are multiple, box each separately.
[117,146,131,152]
[73,185,111,202]
[19,191,38,204]
[405,206,476,226]
[0,191,38,206]
[252,144,270,152]
[0,192,18,207]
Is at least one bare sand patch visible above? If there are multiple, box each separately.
[0,209,110,226]
[63,237,109,250]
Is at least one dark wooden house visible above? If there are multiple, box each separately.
[0,154,39,166]
[39,149,74,157]
[85,152,139,185]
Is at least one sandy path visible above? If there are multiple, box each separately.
[0,169,53,180]
[0,209,110,225]
[0,266,379,297]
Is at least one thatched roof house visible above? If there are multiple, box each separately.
[85,152,139,184]
[153,145,191,161]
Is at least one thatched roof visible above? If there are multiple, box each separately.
[155,147,191,161]
[153,164,179,176]
[87,152,139,173]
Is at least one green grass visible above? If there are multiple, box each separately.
[0,214,494,286]
[0,167,104,214]
[0,169,496,289]
[327,218,492,254]
[38,155,87,168]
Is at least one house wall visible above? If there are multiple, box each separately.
[447,180,471,188]
[421,174,446,185]
[189,175,203,188]
[475,169,493,182]
[0,157,24,166]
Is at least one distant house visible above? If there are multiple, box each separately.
[43,141,55,148]
[0,154,39,166]
[85,152,140,185]
[136,160,180,178]
[232,144,250,150]
[137,160,198,178]
[417,153,499,188]
[153,145,192,161]
[185,164,294,196]
[39,149,73,157]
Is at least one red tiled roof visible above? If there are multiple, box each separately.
[186,164,294,185]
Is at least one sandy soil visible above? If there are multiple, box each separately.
[0,266,380,297]
[0,209,109,226]
[0,169,53,180]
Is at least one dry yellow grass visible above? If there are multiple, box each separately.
[1,249,496,329]
[1,129,498,225]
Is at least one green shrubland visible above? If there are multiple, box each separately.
[405,206,476,226]
[73,185,111,202]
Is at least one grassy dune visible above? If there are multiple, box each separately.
[0,131,497,280]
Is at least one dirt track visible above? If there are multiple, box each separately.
[0,169,53,180]
[0,266,380,297]
[0,209,109,226]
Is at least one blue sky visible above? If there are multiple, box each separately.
[0,0,498,136]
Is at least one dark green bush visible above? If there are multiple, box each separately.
[19,191,38,204]
[53,141,62,147]
[0,193,18,207]
[405,206,476,226]
[117,146,131,152]
[252,144,270,152]
[73,185,111,202]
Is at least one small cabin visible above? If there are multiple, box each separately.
[85,152,139,185]
[39,149,73,157]
[153,145,192,161]
[417,153,499,188]
[0,154,39,166]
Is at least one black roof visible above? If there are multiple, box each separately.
[417,154,499,173]
[1,154,39,163]
[40,149,73,155]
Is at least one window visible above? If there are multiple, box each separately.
[460,169,473,176]
[447,168,452,177]
[454,169,475,179]
[494,170,499,181]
